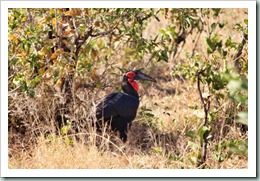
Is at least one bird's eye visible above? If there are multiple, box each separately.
[126,71,136,78]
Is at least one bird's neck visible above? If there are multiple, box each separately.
[121,76,139,98]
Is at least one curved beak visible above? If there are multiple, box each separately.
[134,70,156,82]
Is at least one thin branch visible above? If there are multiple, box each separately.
[71,9,79,47]
[75,21,119,58]
[196,68,208,125]
[82,8,88,27]
[75,26,93,58]
[196,67,210,168]
[26,8,33,24]
[54,9,59,48]
[191,28,203,57]
[8,85,22,95]
[90,21,119,37]
[90,29,114,37]
[233,30,248,72]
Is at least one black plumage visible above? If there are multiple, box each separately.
[95,70,156,142]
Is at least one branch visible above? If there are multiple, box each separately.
[90,21,119,37]
[75,26,93,58]
[54,9,60,49]
[90,29,114,37]
[75,21,119,58]
[197,68,209,126]
[233,29,248,72]
[191,28,203,57]
[196,67,210,168]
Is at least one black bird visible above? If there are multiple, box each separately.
[95,69,156,142]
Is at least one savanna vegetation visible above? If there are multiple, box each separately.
[8,8,248,169]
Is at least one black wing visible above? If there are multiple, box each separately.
[96,92,123,120]
[96,92,139,120]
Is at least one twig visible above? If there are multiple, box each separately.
[75,21,119,58]
[8,85,21,95]
[196,67,210,168]
[91,20,119,37]
[191,28,203,57]
[90,29,114,37]
[233,30,248,72]
[75,26,93,58]
[54,9,59,48]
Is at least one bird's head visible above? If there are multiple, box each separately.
[124,69,156,92]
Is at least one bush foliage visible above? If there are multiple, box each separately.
[8,8,248,169]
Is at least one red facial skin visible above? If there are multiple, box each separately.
[126,71,139,92]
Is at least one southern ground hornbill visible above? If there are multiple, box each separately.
[95,69,156,142]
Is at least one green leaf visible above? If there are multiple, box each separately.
[216,93,224,101]
[151,146,163,155]
[185,52,191,58]
[11,57,19,65]
[236,112,248,125]
[206,38,215,53]
[234,93,248,104]
[186,130,195,139]
[225,36,237,49]
[210,23,216,34]
[234,23,243,31]
[211,152,225,162]
[13,75,24,86]
[227,80,242,95]
[207,48,213,54]
[159,29,166,35]
[157,48,169,62]
[200,126,209,134]
[30,76,42,87]
[188,15,197,20]
[65,137,73,145]
[218,22,225,29]
[209,112,217,123]
[244,19,248,25]
[184,17,191,29]
[61,120,71,136]
[145,112,154,118]
[21,81,28,92]
[212,8,221,16]
[125,48,136,53]
[216,39,222,49]
[198,125,211,145]
[222,50,227,57]
[28,88,35,98]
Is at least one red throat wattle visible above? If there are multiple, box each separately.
[126,71,139,92]
[128,79,139,92]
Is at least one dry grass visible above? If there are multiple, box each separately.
[8,8,248,169]
[8,133,247,169]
